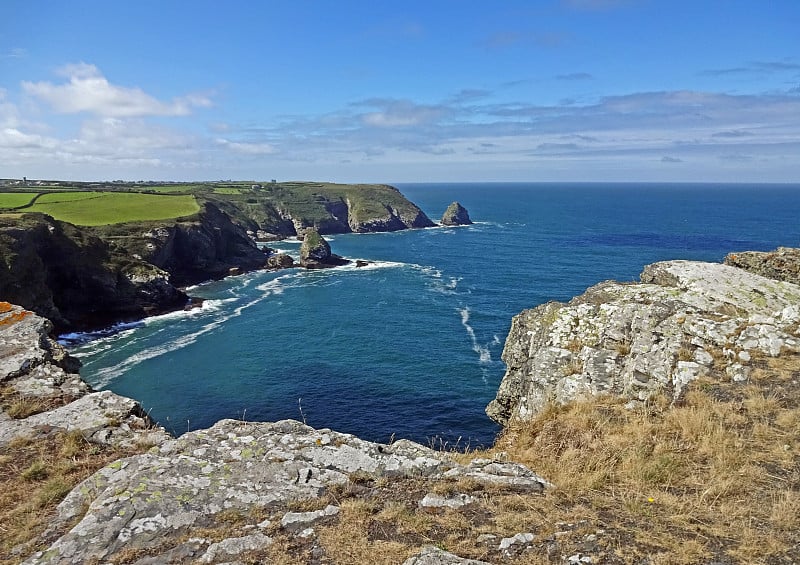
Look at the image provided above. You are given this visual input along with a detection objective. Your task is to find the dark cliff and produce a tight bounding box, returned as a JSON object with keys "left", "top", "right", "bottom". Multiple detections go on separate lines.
{"left": 97, "top": 202, "right": 268, "bottom": 286}
{"left": 0, "top": 214, "right": 187, "bottom": 333}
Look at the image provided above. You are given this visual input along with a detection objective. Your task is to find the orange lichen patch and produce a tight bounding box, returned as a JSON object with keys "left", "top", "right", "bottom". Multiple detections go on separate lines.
{"left": 0, "top": 310, "right": 31, "bottom": 327}
{"left": 0, "top": 302, "right": 13, "bottom": 313}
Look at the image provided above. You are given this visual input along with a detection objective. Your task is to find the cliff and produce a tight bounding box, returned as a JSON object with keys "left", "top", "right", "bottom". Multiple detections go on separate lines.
{"left": 94, "top": 202, "right": 268, "bottom": 286}
{"left": 0, "top": 214, "right": 187, "bottom": 333}
{"left": 487, "top": 256, "right": 800, "bottom": 425}
{"left": 205, "top": 182, "right": 435, "bottom": 237}
{"left": 0, "top": 303, "right": 550, "bottom": 565}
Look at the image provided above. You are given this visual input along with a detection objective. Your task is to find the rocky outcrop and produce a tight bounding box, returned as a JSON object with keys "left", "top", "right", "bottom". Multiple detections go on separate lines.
{"left": 440, "top": 201, "right": 473, "bottom": 226}
{"left": 1, "top": 303, "right": 550, "bottom": 564}
{"left": 266, "top": 252, "right": 294, "bottom": 269}
{"left": 347, "top": 200, "right": 435, "bottom": 233}
{"left": 725, "top": 246, "right": 800, "bottom": 285}
{"left": 487, "top": 260, "right": 800, "bottom": 425}
{"left": 0, "top": 303, "right": 169, "bottom": 449}
{"left": 113, "top": 202, "right": 269, "bottom": 286}
{"left": 299, "top": 229, "right": 348, "bottom": 269}
{"left": 0, "top": 214, "right": 187, "bottom": 333}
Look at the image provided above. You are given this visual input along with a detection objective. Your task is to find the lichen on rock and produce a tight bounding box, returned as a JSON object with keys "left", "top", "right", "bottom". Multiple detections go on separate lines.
{"left": 487, "top": 259, "right": 800, "bottom": 425}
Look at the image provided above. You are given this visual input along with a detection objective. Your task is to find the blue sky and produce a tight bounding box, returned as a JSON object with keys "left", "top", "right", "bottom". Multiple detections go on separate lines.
{"left": 1, "top": 0, "right": 798, "bottom": 183}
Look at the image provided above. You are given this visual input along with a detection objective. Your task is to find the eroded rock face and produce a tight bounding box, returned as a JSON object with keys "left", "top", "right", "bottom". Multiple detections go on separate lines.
{"left": 0, "top": 304, "right": 169, "bottom": 449}
{"left": 487, "top": 260, "right": 800, "bottom": 425}
{"left": 0, "top": 215, "right": 188, "bottom": 333}
{"left": 440, "top": 201, "right": 473, "bottom": 226}
{"left": 725, "top": 246, "right": 800, "bottom": 285}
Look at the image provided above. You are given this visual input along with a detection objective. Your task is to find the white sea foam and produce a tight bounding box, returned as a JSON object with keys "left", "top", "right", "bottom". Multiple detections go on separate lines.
{"left": 338, "top": 259, "right": 408, "bottom": 272}
{"left": 459, "top": 307, "right": 492, "bottom": 366}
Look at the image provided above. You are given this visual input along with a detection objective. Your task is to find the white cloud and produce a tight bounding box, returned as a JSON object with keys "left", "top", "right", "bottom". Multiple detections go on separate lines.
{"left": 22, "top": 63, "right": 212, "bottom": 118}
{"left": 216, "top": 138, "right": 276, "bottom": 155}
{"left": 1, "top": 47, "right": 26, "bottom": 59}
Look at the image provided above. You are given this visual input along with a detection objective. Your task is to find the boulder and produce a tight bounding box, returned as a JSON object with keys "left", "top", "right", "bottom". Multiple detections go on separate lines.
{"left": 487, "top": 260, "right": 800, "bottom": 425}
{"left": 266, "top": 253, "right": 294, "bottom": 269}
{"left": 440, "top": 201, "right": 473, "bottom": 226}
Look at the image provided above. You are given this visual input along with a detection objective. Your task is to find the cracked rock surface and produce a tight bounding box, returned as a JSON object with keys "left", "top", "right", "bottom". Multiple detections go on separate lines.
{"left": 488, "top": 260, "right": 800, "bottom": 424}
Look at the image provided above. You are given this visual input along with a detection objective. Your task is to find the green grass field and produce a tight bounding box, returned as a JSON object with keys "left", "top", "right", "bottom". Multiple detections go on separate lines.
{"left": 27, "top": 192, "right": 200, "bottom": 226}
{"left": 0, "top": 193, "right": 39, "bottom": 209}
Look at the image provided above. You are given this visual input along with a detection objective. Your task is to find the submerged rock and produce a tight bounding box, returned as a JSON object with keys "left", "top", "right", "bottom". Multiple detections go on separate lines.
{"left": 487, "top": 260, "right": 800, "bottom": 425}
{"left": 440, "top": 201, "right": 473, "bottom": 226}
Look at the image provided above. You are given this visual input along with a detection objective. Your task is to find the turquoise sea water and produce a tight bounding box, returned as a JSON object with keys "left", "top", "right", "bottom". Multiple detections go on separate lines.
{"left": 68, "top": 183, "right": 800, "bottom": 446}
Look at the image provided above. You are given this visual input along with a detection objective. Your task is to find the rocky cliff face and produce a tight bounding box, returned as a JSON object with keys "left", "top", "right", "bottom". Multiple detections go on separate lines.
{"left": 1, "top": 304, "right": 549, "bottom": 565}
{"left": 0, "top": 215, "right": 187, "bottom": 333}
{"left": 346, "top": 199, "right": 435, "bottom": 233}
{"left": 103, "top": 202, "right": 269, "bottom": 286}
{"left": 724, "top": 246, "right": 800, "bottom": 285}
{"left": 487, "top": 259, "right": 800, "bottom": 425}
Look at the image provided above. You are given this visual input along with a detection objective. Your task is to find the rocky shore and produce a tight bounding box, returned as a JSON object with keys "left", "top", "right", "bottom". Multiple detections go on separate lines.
{"left": 2, "top": 246, "right": 799, "bottom": 563}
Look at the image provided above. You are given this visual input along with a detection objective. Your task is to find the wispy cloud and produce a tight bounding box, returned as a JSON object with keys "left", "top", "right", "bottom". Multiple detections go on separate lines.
{"left": 1, "top": 47, "right": 27, "bottom": 59}
{"left": 700, "top": 59, "right": 800, "bottom": 77}
{"left": 480, "top": 31, "right": 568, "bottom": 50}
{"left": 22, "top": 63, "right": 213, "bottom": 118}
{"left": 661, "top": 156, "right": 682, "bottom": 163}
{"left": 555, "top": 72, "right": 593, "bottom": 81}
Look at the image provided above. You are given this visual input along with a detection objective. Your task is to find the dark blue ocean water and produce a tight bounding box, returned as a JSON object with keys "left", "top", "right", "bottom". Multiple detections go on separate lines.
{"left": 69, "top": 183, "right": 800, "bottom": 446}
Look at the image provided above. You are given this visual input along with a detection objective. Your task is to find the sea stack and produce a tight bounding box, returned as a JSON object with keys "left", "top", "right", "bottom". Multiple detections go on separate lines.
{"left": 299, "top": 229, "right": 348, "bottom": 269}
{"left": 440, "top": 201, "right": 472, "bottom": 226}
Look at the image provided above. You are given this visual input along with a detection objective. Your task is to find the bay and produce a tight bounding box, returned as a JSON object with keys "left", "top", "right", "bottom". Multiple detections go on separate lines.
{"left": 69, "top": 182, "right": 800, "bottom": 446}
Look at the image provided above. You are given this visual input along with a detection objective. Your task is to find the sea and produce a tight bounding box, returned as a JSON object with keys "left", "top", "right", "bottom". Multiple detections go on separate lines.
{"left": 65, "top": 183, "right": 800, "bottom": 447}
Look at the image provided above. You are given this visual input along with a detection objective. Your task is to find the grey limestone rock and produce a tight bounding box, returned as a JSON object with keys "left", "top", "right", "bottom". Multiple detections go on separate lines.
{"left": 487, "top": 260, "right": 800, "bottom": 424}
{"left": 0, "top": 305, "right": 170, "bottom": 450}
{"left": 23, "top": 418, "right": 548, "bottom": 564}
{"left": 403, "top": 545, "right": 491, "bottom": 565}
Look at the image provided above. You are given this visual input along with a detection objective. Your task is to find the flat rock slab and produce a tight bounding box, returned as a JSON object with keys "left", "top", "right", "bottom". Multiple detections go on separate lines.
{"left": 24, "top": 419, "right": 548, "bottom": 564}
{"left": 403, "top": 546, "right": 491, "bottom": 565}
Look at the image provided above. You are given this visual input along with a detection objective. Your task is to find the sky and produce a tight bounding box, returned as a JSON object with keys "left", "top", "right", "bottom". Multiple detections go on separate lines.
{"left": 1, "top": 0, "right": 799, "bottom": 183}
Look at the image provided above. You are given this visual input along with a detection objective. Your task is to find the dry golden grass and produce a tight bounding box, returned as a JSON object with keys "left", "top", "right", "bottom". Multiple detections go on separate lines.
{"left": 3, "top": 352, "right": 798, "bottom": 564}
{"left": 489, "top": 353, "right": 800, "bottom": 564}
{"left": 0, "top": 431, "right": 147, "bottom": 564}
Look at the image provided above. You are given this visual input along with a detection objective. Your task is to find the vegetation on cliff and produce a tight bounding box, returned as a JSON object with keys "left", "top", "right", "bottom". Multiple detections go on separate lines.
{"left": 0, "top": 180, "right": 434, "bottom": 236}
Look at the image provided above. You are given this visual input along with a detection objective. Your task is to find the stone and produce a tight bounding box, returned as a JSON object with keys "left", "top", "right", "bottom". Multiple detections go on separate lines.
{"left": 498, "top": 532, "right": 534, "bottom": 551}
{"left": 266, "top": 253, "right": 294, "bottom": 269}
{"left": 402, "top": 545, "right": 491, "bottom": 565}
{"left": 280, "top": 505, "right": 339, "bottom": 530}
{"left": 199, "top": 532, "right": 272, "bottom": 563}
{"left": 0, "top": 305, "right": 169, "bottom": 450}
{"left": 440, "top": 201, "right": 473, "bottom": 226}
{"left": 419, "top": 493, "right": 475, "bottom": 509}
{"left": 487, "top": 260, "right": 800, "bottom": 424}
{"left": 21, "top": 418, "right": 547, "bottom": 564}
